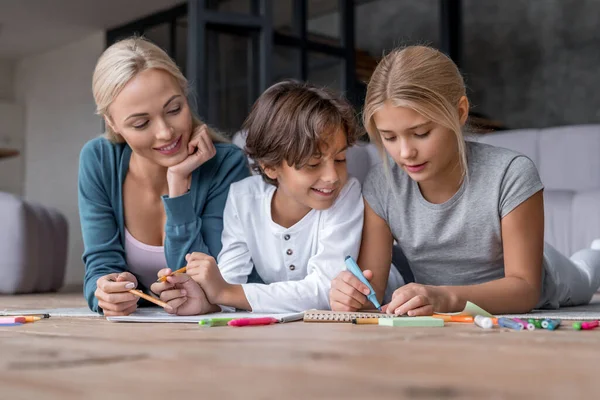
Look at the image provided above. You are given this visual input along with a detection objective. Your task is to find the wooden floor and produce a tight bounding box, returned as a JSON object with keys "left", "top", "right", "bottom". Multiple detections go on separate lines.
{"left": 1, "top": 291, "right": 600, "bottom": 399}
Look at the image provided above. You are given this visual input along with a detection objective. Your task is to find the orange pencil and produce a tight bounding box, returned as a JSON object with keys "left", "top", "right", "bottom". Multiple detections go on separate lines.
{"left": 106, "top": 277, "right": 169, "bottom": 309}
{"left": 14, "top": 316, "right": 42, "bottom": 323}
{"left": 128, "top": 289, "right": 169, "bottom": 309}
{"left": 351, "top": 318, "right": 380, "bottom": 325}
{"left": 156, "top": 267, "right": 187, "bottom": 283}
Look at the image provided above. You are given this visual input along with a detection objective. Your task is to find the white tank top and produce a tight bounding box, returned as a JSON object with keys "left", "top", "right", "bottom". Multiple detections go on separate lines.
{"left": 124, "top": 228, "right": 168, "bottom": 290}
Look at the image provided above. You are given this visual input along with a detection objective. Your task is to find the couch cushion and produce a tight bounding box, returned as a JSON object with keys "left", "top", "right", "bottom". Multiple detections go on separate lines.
{"left": 0, "top": 192, "right": 67, "bottom": 294}
{"left": 571, "top": 190, "right": 600, "bottom": 253}
{"left": 543, "top": 190, "right": 574, "bottom": 256}
{"left": 472, "top": 130, "right": 540, "bottom": 166}
{"left": 538, "top": 125, "right": 600, "bottom": 191}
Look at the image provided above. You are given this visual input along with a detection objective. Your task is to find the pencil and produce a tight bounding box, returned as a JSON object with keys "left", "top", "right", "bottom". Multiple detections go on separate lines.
{"left": 156, "top": 267, "right": 187, "bottom": 283}
{"left": 128, "top": 289, "right": 169, "bottom": 309}
{"left": 352, "top": 318, "right": 380, "bottom": 325}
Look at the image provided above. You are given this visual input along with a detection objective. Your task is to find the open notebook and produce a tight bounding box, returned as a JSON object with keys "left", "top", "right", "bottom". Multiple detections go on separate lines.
{"left": 106, "top": 308, "right": 305, "bottom": 323}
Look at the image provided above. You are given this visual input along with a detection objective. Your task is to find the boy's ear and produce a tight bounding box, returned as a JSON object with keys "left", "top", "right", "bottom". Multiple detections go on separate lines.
{"left": 458, "top": 96, "right": 469, "bottom": 126}
{"left": 260, "top": 162, "right": 279, "bottom": 181}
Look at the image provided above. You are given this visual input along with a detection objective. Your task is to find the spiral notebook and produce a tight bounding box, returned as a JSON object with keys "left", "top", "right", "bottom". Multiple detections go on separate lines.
{"left": 303, "top": 310, "right": 394, "bottom": 322}
{"left": 303, "top": 301, "right": 493, "bottom": 323}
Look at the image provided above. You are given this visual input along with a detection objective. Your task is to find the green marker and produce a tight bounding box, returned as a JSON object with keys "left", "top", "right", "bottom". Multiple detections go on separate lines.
{"left": 198, "top": 318, "right": 236, "bottom": 327}
{"left": 573, "top": 322, "right": 582, "bottom": 330}
{"left": 528, "top": 318, "right": 542, "bottom": 329}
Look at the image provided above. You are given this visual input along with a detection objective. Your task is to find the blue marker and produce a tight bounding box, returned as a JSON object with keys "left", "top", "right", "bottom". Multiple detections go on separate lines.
{"left": 344, "top": 256, "right": 381, "bottom": 311}
{"left": 498, "top": 317, "right": 523, "bottom": 331}
{"left": 542, "top": 319, "right": 561, "bottom": 330}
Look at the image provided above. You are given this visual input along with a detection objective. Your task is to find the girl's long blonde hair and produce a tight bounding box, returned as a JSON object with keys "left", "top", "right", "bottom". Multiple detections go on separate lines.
{"left": 363, "top": 45, "right": 468, "bottom": 176}
{"left": 92, "top": 36, "right": 227, "bottom": 143}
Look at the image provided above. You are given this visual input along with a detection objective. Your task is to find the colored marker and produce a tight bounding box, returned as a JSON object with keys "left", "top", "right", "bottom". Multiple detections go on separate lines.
{"left": 344, "top": 256, "right": 381, "bottom": 311}
{"left": 528, "top": 318, "right": 542, "bottom": 329}
{"left": 573, "top": 322, "right": 582, "bottom": 330}
{"left": 0, "top": 323, "right": 23, "bottom": 327}
{"left": 541, "top": 319, "right": 561, "bottom": 330}
{"left": 228, "top": 317, "right": 278, "bottom": 327}
{"left": 198, "top": 318, "right": 236, "bottom": 327}
{"left": 0, "top": 317, "right": 26, "bottom": 324}
{"left": 512, "top": 318, "right": 528, "bottom": 329}
{"left": 526, "top": 322, "right": 536, "bottom": 331}
{"left": 581, "top": 321, "right": 599, "bottom": 330}
{"left": 498, "top": 317, "right": 523, "bottom": 330}
{"left": 474, "top": 315, "right": 493, "bottom": 329}
{"left": 545, "top": 319, "right": 561, "bottom": 331}
{"left": 433, "top": 315, "right": 474, "bottom": 323}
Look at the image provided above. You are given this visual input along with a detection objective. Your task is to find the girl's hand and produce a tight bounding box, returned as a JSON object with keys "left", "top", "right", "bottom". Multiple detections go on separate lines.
{"left": 166, "top": 125, "right": 217, "bottom": 197}
{"left": 329, "top": 270, "right": 374, "bottom": 311}
{"left": 383, "top": 283, "right": 453, "bottom": 316}
{"left": 150, "top": 269, "right": 213, "bottom": 315}
{"left": 95, "top": 272, "right": 139, "bottom": 316}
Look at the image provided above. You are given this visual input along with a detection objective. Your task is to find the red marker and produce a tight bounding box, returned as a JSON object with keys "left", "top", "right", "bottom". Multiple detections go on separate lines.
{"left": 228, "top": 317, "right": 278, "bottom": 327}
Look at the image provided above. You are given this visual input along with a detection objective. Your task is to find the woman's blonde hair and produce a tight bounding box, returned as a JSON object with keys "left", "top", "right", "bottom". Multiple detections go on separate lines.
{"left": 92, "top": 36, "right": 227, "bottom": 143}
{"left": 363, "top": 45, "right": 468, "bottom": 176}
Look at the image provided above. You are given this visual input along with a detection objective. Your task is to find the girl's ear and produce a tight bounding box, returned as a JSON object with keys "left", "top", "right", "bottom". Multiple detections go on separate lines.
{"left": 457, "top": 96, "right": 469, "bottom": 126}
{"left": 260, "top": 162, "right": 279, "bottom": 181}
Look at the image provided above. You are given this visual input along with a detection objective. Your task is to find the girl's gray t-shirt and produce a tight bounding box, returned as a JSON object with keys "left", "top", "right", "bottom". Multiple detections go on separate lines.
{"left": 363, "top": 141, "right": 548, "bottom": 291}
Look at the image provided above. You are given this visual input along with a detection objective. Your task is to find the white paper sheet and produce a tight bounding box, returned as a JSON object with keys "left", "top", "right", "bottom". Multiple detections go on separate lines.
{"left": 106, "top": 308, "right": 305, "bottom": 323}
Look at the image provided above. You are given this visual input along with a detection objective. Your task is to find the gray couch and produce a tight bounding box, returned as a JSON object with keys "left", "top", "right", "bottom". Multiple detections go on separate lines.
{"left": 0, "top": 192, "right": 68, "bottom": 294}
{"left": 475, "top": 125, "right": 600, "bottom": 256}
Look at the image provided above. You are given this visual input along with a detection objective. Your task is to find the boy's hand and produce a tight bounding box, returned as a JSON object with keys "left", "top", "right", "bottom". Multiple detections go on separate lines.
{"left": 185, "top": 252, "right": 231, "bottom": 305}
{"left": 150, "top": 269, "right": 214, "bottom": 315}
{"left": 329, "top": 270, "right": 374, "bottom": 311}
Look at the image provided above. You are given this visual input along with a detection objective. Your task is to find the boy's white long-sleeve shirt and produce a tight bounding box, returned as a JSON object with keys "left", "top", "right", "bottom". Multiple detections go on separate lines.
{"left": 217, "top": 175, "right": 364, "bottom": 313}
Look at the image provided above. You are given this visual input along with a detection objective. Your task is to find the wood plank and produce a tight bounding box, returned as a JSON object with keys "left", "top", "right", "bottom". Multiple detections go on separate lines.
{"left": 1, "top": 292, "right": 599, "bottom": 398}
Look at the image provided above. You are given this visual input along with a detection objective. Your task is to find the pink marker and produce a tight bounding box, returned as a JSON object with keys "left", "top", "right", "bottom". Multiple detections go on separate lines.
{"left": 581, "top": 321, "right": 599, "bottom": 330}
{"left": 228, "top": 317, "right": 278, "bottom": 327}
{"left": 0, "top": 317, "right": 26, "bottom": 324}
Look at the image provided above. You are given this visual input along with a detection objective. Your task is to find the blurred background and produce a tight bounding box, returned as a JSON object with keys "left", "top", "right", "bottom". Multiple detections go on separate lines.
{"left": 1, "top": 0, "right": 599, "bottom": 290}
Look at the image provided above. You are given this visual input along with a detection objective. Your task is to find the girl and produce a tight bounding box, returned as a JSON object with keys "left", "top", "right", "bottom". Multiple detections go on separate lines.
{"left": 79, "top": 37, "right": 249, "bottom": 316}
{"left": 178, "top": 81, "right": 364, "bottom": 313}
{"left": 329, "top": 46, "right": 600, "bottom": 315}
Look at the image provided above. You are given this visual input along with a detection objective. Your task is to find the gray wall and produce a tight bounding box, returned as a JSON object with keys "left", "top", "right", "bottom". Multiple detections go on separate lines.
{"left": 15, "top": 32, "right": 104, "bottom": 286}
{"left": 355, "top": 0, "right": 600, "bottom": 129}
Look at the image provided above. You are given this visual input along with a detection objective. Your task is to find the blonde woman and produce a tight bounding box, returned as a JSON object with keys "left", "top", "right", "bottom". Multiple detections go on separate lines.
{"left": 329, "top": 46, "right": 600, "bottom": 315}
{"left": 79, "top": 37, "right": 249, "bottom": 316}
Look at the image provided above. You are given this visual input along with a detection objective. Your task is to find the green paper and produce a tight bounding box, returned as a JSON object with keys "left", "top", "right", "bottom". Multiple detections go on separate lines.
{"left": 378, "top": 317, "right": 444, "bottom": 327}
{"left": 434, "top": 301, "right": 494, "bottom": 318}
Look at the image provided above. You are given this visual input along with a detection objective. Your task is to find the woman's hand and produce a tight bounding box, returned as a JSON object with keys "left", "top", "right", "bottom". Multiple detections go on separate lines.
{"left": 166, "top": 124, "right": 217, "bottom": 197}
{"left": 95, "top": 272, "right": 139, "bottom": 316}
